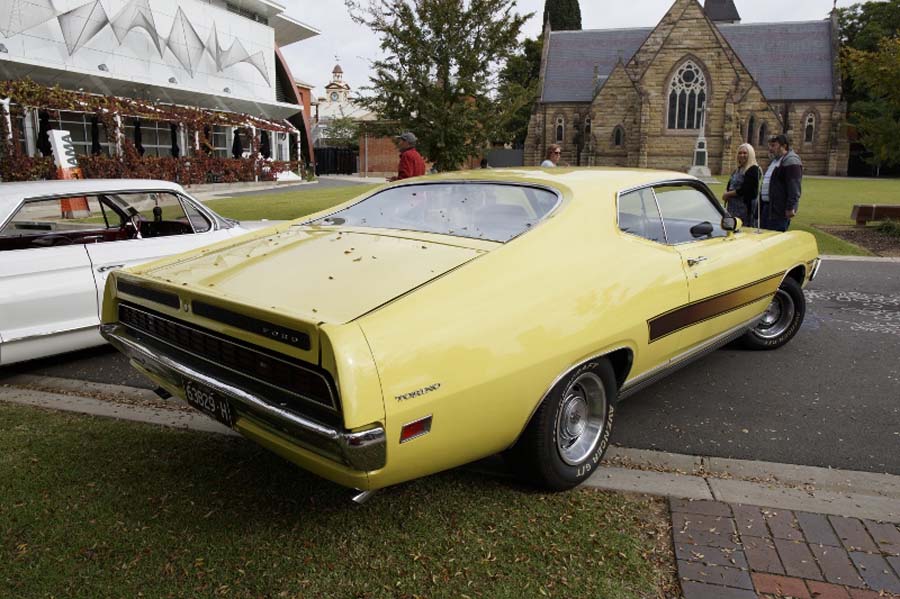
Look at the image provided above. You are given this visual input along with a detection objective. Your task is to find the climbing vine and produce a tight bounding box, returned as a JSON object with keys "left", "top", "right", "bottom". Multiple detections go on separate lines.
{"left": 1, "top": 78, "right": 301, "bottom": 182}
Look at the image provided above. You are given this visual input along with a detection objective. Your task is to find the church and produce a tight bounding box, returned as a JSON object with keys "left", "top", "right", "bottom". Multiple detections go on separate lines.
{"left": 524, "top": 0, "right": 849, "bottom": 176}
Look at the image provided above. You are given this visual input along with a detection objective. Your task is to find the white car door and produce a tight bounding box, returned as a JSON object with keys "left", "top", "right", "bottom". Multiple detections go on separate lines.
{"left": 0, "top": 197, "right": 100, "bottom": 365}
{"left": 85, "top": 191, "right": 235, "bottom": 313}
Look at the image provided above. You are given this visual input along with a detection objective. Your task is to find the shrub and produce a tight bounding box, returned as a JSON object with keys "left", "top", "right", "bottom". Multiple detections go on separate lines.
{"left": 876, "top": 218, "right": 900, "bottom": 238}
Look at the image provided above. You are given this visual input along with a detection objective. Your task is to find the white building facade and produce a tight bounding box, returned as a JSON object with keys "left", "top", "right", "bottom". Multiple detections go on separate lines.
{"left": 0, "top": 0, "right": 318, "bottom": 177}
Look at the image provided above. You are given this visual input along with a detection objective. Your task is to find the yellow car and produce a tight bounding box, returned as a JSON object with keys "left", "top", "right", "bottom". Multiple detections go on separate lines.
{"left": 100, "top": 168, "right": 819, "bottom": 497}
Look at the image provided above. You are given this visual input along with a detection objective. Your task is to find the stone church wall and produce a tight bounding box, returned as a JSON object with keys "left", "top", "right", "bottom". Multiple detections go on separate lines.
{"left": 525, "top": 0, "right": 848, "bottom": 176}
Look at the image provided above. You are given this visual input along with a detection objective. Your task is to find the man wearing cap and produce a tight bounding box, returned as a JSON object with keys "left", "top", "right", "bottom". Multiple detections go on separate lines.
{"left": 761, "top": 134, "right": 803, "bottom": 232}
{"left": 389, "top": 131, "right": 426, "bottom": 181}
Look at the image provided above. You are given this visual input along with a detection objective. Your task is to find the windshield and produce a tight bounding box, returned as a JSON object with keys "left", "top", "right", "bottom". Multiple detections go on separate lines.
{"left": 309, "top": 183, "right": 559, "bottom": 242}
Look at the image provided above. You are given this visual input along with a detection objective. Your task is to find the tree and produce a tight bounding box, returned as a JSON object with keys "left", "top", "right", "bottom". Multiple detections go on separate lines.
{"left": 837, "top": 0, "right": 900, "bottom": 53}
{"left": 345, "top": 0, "right": 529, "bottom": 171}
{"left": 844, "top": 37, "right": 900, "bottom": 174}
{"left": 323, "top": 114, "right": 360, "bottom": 149}
{"left": 497, "top": 36, "right": 543, "bottom": 145}
{"left": 837, "top": 0, "right": 900, "bottom": 106}
{"left": 543, "top": 0, "right": 581, "bottom": 31}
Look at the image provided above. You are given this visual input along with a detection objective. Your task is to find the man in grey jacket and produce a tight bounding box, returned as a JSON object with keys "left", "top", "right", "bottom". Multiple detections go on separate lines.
{"left": 761, "top": 134, "right": 803, "bottom": 232}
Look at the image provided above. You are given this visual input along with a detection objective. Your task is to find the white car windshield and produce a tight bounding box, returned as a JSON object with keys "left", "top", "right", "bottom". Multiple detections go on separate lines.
{"left": 310, "top": 183, "right": 559, "bottom": 242}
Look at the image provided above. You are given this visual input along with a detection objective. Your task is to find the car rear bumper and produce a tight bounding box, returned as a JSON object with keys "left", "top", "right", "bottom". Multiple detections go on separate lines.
{"left": 100, "top": 323, "right": 386, "bottom": 473}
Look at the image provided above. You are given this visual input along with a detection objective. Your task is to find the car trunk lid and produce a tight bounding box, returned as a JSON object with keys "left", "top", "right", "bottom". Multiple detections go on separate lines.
{"left": 137, "top": 226, "right": 490, "bottom": 324}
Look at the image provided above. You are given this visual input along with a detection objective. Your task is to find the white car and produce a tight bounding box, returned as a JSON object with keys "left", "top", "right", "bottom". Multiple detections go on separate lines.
{"left": 0, "top": 179, "right": 269, "bottom": 365}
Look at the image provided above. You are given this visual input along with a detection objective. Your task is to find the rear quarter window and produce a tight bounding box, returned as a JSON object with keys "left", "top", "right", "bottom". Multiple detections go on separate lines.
{"left": 311, "top": 183, "right": 559, "bottom": 242}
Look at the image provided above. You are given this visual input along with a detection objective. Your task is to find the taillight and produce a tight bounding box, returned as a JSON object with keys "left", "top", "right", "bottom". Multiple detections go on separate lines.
{"left": 400, "top": 415, "right": 432, "bottom": 443}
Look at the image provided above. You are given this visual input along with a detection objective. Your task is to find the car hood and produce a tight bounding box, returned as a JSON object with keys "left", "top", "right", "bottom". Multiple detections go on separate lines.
{"left": 138, "top": 226, "right": 489, "bottom": 323}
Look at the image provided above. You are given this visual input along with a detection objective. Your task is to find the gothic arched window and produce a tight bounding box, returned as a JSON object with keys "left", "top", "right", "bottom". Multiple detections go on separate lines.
{"left": 747, "top": 116, "right": 756, "bottom": 144}
{"left": 804, "top": 113, "right": 816, "bottom": 143}
{"left": 758, "top": 122, "right": 768, "bottom": 147}
{"left": 613, "top": 125, "right": 624, "bottom": 147}
{"left": 667, "top": 61, "right": 707, "bottom": 130}
{"left": 584, "top": 117, "right": 592, "bottom": 137}
{"left": 555, "top": 116, "right": 565, "bottom": 143}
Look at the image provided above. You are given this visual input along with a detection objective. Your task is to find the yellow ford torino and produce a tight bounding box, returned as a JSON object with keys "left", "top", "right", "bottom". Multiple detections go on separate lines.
{"left": 100, "top": 169, "right": 819, "bottom": 496}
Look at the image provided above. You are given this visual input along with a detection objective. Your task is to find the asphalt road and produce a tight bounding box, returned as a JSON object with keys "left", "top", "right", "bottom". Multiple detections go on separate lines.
{"left": 3, "top": 258, "right": 898, "bottom": 474}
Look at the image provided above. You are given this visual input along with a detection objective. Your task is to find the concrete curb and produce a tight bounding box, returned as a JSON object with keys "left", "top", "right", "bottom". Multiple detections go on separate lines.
{"left": 2, "top": 383, "right": 898, "bottom": 522}
{"left": 589, "top": 447, "right": 900, "bottom": 523}
{"left": 820, "top": 254, "right": 900, "bottom": 263}
{"left": 0, "top": 386, "right": 237, "bottom": 436}
{"left": 3, "top": 373, "right": 161, "bottom": 401}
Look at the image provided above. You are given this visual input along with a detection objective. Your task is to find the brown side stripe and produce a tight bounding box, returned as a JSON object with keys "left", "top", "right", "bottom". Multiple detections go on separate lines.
{"left": 648, "top": 273, "right": 783, "bottom": 343}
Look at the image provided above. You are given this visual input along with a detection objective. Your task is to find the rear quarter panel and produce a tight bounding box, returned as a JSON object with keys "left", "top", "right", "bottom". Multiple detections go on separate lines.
{"left": 356, "top": 189, "right": 689, "bottom": 488}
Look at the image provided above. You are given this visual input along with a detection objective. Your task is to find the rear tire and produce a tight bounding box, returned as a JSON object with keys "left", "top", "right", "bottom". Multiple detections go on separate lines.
{"left": 741, "top": 276, "right": 806, "bottom": 350}
{"left": 508, "top": 359, "right": 617, "bottom": 491}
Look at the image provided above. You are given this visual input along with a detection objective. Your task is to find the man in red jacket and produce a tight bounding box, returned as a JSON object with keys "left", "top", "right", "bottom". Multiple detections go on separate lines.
{"left": 389, "top": 131, "right": 426, "bottom": 181}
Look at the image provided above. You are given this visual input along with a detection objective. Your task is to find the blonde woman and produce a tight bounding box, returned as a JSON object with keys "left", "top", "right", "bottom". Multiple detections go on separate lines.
{"left": 541, "top": 144, "right": 562, "bottom": 167}
{"left": 722, "top": 143, "right": 761, "bottom": 225}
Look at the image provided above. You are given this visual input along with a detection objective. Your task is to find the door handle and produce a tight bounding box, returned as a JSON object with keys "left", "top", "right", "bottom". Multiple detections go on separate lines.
{"left": 687, "top": 256, "right": 708, "bottom": 267}
{"left": 97, "top": 264, "right": 125, "bottom": 273}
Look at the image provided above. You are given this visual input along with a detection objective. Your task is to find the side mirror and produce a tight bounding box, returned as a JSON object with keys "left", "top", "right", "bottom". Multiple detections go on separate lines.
{"left": 690, "top": 221, "right": 714, "bottom": 238}
{"left": 722, "top": 216, "right": 742, "bottom": 232}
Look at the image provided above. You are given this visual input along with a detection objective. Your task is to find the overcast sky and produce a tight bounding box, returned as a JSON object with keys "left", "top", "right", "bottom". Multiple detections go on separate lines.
{"left": 281, "top": 0, "right": 862, "bottom": 99}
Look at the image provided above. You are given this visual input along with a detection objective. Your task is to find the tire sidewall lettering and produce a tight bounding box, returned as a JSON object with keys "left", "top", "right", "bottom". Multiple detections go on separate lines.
{"left": 550, "top": 362, "right": 614, "bottom": 484}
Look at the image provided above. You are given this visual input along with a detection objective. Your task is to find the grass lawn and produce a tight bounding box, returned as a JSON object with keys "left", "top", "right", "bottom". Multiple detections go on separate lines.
{"left": 0, "top": 404, "right": 675, "bottom": 599}
{"left": 205, "top": 184, "right": 381, "bottom": 222}
{"left": 212, "top": 177, "right": 900, "bottom": 256}
{"left": 713, "top": 176, "right": 900, "bottom": 255}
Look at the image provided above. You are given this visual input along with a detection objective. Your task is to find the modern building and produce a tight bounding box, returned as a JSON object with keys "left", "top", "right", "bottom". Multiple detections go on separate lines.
{"left": 0, "top": 0, "right": 319, "bottom": 179}
{"left": 525, "top": 0, "right": 849, "bottom": 176}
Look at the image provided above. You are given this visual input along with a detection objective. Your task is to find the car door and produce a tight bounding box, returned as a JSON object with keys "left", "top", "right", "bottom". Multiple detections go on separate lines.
{"left": 0, "top": 196, "right": 100, "bottom": 365}
{"left": 85, "top": 191, "right": 232, "bottom": 313}
{"left": 615, "top": 187, "right": 693, "bottom": 376}
{"left": 653, "top": 182, "right": 772, "bottom": 346}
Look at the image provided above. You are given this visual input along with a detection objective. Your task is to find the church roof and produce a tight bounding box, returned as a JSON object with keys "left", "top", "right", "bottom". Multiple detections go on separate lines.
{"left": 541, "top": 20, "right": 834, "bottom": 103}
{"left": 718, "top": 21, "right": 835, "bottom": 101}
{"left": 541, "top": 28, "right": 649, "bottom": 103}
{"left": 704, "top": 0, "right": 741, "bottom": 23}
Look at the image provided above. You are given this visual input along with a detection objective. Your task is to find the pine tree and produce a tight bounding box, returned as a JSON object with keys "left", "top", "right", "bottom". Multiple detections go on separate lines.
{"left": 543, "top": 0, "right": 582, "bottom": 31}
{"left": 346, "top": 0, "right": 529, "bottom": 171}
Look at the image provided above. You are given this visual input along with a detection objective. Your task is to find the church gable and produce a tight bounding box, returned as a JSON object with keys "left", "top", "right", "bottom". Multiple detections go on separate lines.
{"left": 590, "top": 61, "right": 641, "bottom": 163}
{"left": 632, "top": 0, "right": 757, "bottom": 101}
{"left": 625, "top": 0, "right": 695, "bottom": 82}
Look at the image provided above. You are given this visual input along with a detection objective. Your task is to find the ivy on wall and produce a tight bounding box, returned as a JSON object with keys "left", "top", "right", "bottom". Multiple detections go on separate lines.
{"left": 0, "top": 78, "right": 301, "bottom": 183}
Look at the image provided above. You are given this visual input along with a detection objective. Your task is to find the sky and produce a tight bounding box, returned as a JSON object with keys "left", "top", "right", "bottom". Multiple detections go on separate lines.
{"left": 280, "top": 0, "right": 863, "bottom": 100}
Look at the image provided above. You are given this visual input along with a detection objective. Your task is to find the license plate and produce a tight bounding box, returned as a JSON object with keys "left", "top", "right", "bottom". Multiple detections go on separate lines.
{"left": 185, "top": 380, "right": 234, "bottom": 428}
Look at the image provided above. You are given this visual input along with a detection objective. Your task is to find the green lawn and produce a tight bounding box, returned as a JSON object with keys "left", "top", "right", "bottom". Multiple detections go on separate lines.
{"left": 711, "top": 176, "right": 900, "bottom": 255}
{"left": 206, "top": 184, "right": 381, "bottom": 221}
{"left": 212, "top": 177, "right": 900, "bottom": 256}
{"left": 0, "top": 404, "right": 674, "bottom": 599}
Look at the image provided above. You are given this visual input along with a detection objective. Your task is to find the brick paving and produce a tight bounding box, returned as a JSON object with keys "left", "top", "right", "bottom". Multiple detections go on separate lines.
{"left": 672, "top": 499, "right": 900, "bottom": 598}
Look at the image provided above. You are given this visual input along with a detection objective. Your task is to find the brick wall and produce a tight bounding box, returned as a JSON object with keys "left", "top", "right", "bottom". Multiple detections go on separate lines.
{"left": 358, "top": 135, "right": 398, "bottom": 177}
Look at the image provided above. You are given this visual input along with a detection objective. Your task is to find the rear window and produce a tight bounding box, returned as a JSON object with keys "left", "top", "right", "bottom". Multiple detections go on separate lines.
{"left": 309, "top": 183, "right": 559, "bottom": 242}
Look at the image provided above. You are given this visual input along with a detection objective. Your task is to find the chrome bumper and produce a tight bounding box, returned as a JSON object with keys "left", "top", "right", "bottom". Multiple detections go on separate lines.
{"left": 809, "top": 257, "right": 823, "bottom": 282}
{"left": 100, "top": 323, "right": 386, "bottom": 471}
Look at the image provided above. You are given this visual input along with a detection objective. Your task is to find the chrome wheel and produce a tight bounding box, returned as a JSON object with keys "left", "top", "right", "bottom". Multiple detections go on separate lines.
{"left": 556, "top": 372, "right": 607, "bottom": 466}
{"left": 754, "top": 289, "right": 795, "bottom": 340}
